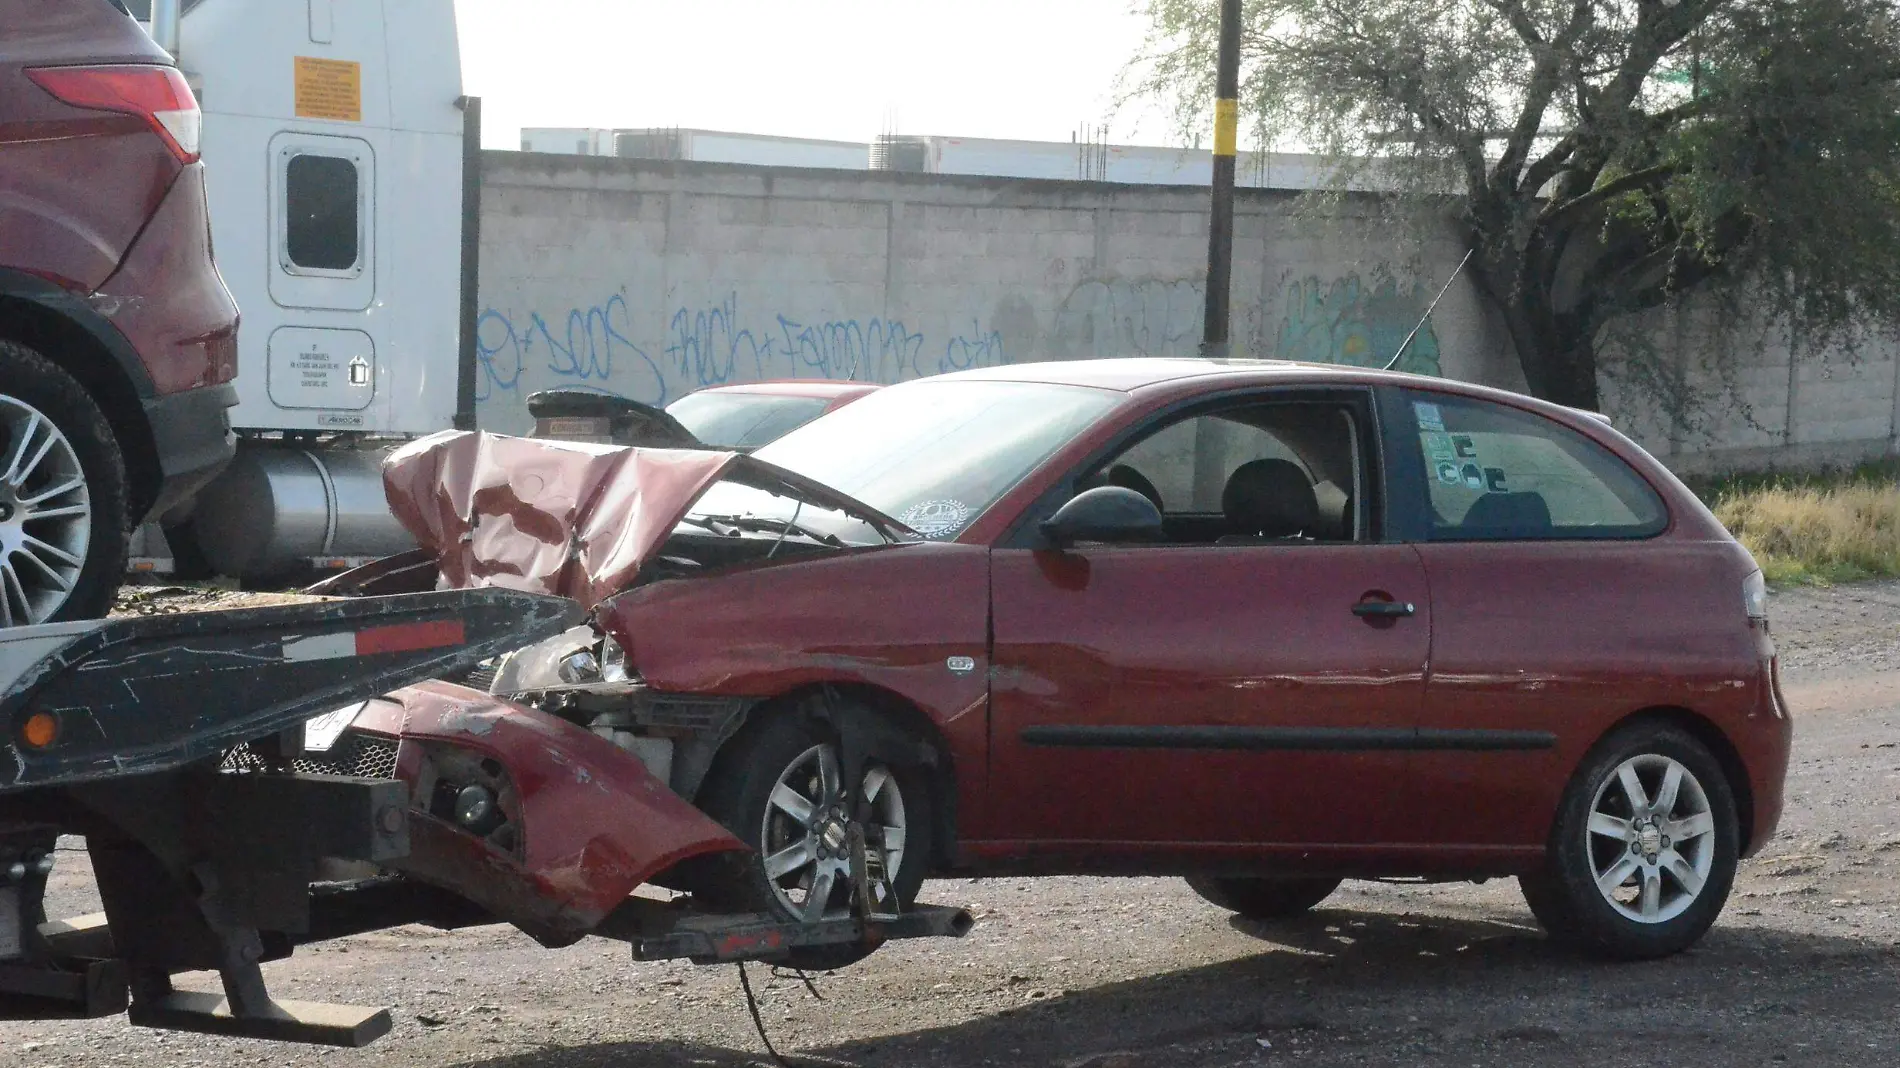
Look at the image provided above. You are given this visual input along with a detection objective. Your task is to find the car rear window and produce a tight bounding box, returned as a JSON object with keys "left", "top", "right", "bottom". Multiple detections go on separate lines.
{"left": 665, "top": 392, "right": 831, "bottom": 450}
{"left": 1403, "top": 391, "right": 1667, "bottom": 540}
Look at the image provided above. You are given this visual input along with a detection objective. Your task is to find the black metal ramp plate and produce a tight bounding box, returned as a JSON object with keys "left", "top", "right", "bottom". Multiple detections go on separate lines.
{"left": 129, "top": 992, "right": 392, "bottom": 1048}
{"left": 0, "top": 589, "right": 579, "bottom": 792}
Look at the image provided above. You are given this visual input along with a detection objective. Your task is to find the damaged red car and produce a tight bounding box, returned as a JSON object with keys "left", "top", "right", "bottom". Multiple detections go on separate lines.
{"left": 305, "top": 358, "right": 1791, "bottom": 964}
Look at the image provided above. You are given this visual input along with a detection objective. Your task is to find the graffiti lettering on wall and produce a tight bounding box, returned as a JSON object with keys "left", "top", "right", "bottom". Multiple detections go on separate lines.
{"left": 476, "top": 291, "right": 1008, "bottom": 409}
{"left": 1275, "top": 274, "right": 1443, "bottom": 376}
{"left": 1053, "top": 279, "right": 1204, "bottom": 360}
{"left": 474, "top": 294, "right": 664, "bottom": 404}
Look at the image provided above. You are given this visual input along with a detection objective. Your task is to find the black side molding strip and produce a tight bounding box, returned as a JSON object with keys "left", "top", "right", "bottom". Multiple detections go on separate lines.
{"left": 1019, "top": 725, "right": 1556, "bottom": 752}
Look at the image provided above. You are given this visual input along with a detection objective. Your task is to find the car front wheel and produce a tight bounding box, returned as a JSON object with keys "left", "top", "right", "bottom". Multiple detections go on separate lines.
{"left": 1520, "top": 724, "right": 1739, "bottom": 960}
{"left": 693, "top": 704, "right": 933, "bottom": 969}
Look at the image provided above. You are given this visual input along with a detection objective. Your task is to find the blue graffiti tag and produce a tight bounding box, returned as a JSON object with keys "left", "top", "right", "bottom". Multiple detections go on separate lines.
{"left": 476, "top": 291, "right": 1012, "bottom": 414}
{"left": 476, "top": 294, "right": 666, "bottom": 403}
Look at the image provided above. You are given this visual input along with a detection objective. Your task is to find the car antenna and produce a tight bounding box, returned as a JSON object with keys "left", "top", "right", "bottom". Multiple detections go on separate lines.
{"left": 1382, "top": 248, "right": 1473, "bottom": 372}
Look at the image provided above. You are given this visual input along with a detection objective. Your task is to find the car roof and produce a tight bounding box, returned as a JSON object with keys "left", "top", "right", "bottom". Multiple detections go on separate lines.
{"left": 924, "top": 358, "right": 1616, "bottom": 426}
{"left": 931, "top": 357, "right": 1394, "bottom": 391}
{"left": 687, "top": 380, "right": 882, "bottom": 400}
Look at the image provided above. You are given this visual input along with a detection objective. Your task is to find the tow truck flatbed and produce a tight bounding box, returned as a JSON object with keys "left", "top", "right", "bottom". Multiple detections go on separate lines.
{"left": 0, "top": 592, "right": 976, "bottom": 1047}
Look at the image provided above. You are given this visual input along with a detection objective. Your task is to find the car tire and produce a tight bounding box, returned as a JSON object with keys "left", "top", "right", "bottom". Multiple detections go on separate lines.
{"left": 1185, "top": 875, "right": 1342, "bottom": 919}
{"left": 693, "top": 703, "right": 933, "bottom": 970}
{"left": 0, "top": 340, "right": 128, "bottom": 627}
{"left": 1520, "top": 723, "right": 1739, "bottom": 960}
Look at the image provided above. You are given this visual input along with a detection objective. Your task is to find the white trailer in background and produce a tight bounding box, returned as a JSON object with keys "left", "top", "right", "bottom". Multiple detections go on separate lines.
{"left": 130, "top": 0, "right": 470, "bottom": 581}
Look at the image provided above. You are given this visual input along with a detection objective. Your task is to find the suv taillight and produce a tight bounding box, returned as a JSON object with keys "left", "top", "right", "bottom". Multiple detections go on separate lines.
{"left": 26, "top": 64, "right": 201, "bottom": 163}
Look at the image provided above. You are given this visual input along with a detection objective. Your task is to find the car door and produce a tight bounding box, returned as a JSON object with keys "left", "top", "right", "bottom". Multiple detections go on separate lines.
{"left": 981, "top": 389, "right": 1432, "bottom": 858}
{"left": 1383, "top": 387, "right": 1682, "bottom": 850}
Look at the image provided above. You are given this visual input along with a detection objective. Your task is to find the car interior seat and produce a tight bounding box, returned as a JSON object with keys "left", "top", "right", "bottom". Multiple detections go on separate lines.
{"left": 1459, "top": 490, "right": 1552, "bottom": 536}
{"left": 1215, "top": 459, "right": 1318, "bottom": 544}
{"left": 1105, "top": 463, "right": 1164, "bottom": 513}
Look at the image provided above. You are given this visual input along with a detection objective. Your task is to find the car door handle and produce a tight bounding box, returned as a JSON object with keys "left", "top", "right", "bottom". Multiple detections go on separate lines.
{"left": 1352, "top": 599, "right": 1416, "bottom": 618}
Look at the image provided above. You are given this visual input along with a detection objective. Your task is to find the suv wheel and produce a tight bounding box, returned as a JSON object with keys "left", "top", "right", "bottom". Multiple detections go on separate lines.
{"left": 1520, "top": 723, "right": 1739, "bottom": 960}
{"left": 0, "top": 340, "right": 128, "bottom": 626}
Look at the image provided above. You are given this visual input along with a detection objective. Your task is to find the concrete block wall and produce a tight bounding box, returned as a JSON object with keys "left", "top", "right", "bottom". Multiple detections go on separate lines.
{"left": 475, "top": 152, "right": 1900, "bottom": 474}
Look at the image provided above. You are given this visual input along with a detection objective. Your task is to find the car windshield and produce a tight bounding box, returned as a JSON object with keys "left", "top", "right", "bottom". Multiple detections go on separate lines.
{"left": 666, "top": 391, "right": 832, "bottom": 450}
{"left": 688, "top": 380, "right": 1123, "bottom": 540}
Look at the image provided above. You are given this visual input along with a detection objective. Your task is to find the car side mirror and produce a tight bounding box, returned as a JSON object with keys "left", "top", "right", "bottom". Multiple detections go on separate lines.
{"left": 1039, "top": 486, "right": 1164, "bottom": 548}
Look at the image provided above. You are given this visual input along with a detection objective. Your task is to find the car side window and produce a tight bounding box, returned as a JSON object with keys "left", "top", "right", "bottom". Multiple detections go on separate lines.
{"left": 1079, "top": 402, "right": 1366, "bottom": 545}
{"left": 1403, "top": 391, "right": 1667, "bottom": 540}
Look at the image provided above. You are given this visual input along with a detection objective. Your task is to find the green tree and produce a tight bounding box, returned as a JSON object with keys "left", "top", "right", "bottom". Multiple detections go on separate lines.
{"left": 1128, "top": 0, "right": 1900, "bottom": 409}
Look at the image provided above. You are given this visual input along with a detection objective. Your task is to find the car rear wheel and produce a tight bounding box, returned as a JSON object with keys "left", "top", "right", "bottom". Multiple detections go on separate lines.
{"left": 1520, "top": 724, "right": 1738, "bottom": 960}
{"left": 0, "top": 341, "right": 127, "bottom": 627}
{"left": 694, "top": 705, "right": 933, "bottom": 970}
{"left": 1186, "top": 875, "right": 1342, "bottom": 919}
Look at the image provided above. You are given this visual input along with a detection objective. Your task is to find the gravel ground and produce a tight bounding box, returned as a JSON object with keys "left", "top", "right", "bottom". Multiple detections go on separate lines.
{"left": 7, "top": 581, "right": 1900, "bottom": 1067}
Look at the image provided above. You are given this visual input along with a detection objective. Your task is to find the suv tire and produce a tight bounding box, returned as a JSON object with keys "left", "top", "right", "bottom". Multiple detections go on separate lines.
{"left": 0, "top": 339, "right": 128, "bottom": 626}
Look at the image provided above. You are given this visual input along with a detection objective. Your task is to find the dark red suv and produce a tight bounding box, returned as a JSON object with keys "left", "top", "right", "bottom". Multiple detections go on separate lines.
{"left": 0, "top": 0, "right": 238, "bottom": 626}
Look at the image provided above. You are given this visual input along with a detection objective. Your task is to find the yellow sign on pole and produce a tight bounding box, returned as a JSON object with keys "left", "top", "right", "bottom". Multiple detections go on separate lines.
{"left": 294, "top": 56, "right": 361, "bottom": 122}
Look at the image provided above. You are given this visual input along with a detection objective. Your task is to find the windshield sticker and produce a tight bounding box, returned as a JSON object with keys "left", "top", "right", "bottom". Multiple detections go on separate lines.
{"left": 1413, "top": 401, "right": 1445, "bottom": 431}
{"left": 1435, "top": 461, "right": 1462, "bottom": 486}
{"left": 1460, "top": 462, "right": 1485, "bottom": 490}
{"left": 1452, "top": 434, "right": 1479, "bottom": 459}
{"left": 1422, "top": 432, "right": 1456, "bottom": 462}
{"left": 1484, "top": 467, "right": 1510, "bottom": 493}
{"left": 900, "top": 499, "right": 972, "bottom": 538}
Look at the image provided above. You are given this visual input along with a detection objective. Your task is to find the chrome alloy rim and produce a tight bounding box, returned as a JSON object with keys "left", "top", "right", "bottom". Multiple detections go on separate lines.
{"left": 758, "top": 743, "right": 908, "bottom": 922}
{"left": 0, "top": 396, "right": 89, "bottom": 626}
{"left": 1587, "top": 754, "right": 1716, "bottom": 924}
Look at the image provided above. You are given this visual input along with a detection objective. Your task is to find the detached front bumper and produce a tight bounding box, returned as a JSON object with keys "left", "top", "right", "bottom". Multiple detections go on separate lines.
{"left": 301, "top": 681, "right": 746, "bottom": 943}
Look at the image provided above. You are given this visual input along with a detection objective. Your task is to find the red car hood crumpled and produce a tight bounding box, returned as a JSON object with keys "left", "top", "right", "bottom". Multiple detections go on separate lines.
{"left": 383, "top": 430, "right": 740, "bottom": 607}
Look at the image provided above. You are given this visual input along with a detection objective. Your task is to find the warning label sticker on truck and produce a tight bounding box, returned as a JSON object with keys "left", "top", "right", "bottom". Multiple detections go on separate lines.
{"left": 294, "top": 56, "right": 362, "bottom": 122}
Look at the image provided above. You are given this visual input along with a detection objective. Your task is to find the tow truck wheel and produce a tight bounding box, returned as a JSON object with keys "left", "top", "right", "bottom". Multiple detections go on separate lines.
{"left": 0, "top": 341, "right": 127, "bottom": 627}
{"left": 695, "top": 706, "right": 933, "bottom": 970}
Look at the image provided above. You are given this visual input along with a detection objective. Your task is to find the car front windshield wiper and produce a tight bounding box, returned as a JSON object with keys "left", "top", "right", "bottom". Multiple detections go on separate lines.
{"left": 683, "top": 513, "right": 848, "bottom": 548}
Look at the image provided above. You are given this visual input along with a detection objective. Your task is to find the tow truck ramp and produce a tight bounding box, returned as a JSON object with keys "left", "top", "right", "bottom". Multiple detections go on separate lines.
{"left": 0, "top": 591, "right": 973, "bottom": 1046}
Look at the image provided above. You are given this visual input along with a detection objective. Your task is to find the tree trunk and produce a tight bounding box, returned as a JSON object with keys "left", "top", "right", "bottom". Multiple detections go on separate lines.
{"left": 1500, "top": 305, "right": 1602, "bottom": 411}
{"left": 1473, "top": 232, "right": 1602, "bottom": 411}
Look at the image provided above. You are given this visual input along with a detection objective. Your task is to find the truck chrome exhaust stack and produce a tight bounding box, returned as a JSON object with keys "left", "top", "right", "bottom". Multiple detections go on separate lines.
{"left": 146, "top": 0, "right": 181, "bottom": 57}
{"left": 149, "top": 0, "right": 181, "bottom": 58}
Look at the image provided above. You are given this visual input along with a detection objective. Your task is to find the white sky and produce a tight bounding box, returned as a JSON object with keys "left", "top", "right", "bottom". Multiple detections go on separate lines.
{"left": 452, "top": 0, "right": 1179, "bottom": 150}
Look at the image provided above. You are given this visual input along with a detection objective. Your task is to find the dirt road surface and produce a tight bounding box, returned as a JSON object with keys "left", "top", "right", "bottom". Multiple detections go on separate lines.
{"left": 9, "top": 582, "right": 1900, "bottom": 1067}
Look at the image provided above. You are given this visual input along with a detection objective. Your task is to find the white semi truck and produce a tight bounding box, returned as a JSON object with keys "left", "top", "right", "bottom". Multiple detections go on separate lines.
{"left": 130, "top": 0, "right": 471, "bottom": 581}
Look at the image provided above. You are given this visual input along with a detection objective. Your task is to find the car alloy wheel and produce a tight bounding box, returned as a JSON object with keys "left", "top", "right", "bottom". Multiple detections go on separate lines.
{"left": 1585, "top": 753, "right": 1716, "bottom": 924}
{"left": 0, "top": 394, "right": 91, "bottom": 627}
{"left": 1520, "top": 723, "right": 1738, "bottom": 960}
{"left": 758, "top": 742, "right": 909, "bottom": 922}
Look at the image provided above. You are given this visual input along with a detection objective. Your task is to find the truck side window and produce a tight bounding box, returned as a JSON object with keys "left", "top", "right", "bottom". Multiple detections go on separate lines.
{"left": 285, "top": 154, "right": 359, "bottom": 271}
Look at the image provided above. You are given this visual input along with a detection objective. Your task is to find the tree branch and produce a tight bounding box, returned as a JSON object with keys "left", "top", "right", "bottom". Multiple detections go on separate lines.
{"left": 1540, "top": 163, "right": 1680, "bottom": 228}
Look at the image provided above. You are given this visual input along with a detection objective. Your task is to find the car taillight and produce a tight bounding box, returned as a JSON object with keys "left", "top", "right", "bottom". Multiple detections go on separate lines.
{"left": 1743, "top": 569, "right": 1768, "bottom": 625}
{"left": 25, "top": 64, "right": 201, "bottom": 163}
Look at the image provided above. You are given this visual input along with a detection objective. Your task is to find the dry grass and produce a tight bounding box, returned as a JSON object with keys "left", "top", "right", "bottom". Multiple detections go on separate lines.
{"left": 1702, "top": 462, "right": 1900, "bottom": 585}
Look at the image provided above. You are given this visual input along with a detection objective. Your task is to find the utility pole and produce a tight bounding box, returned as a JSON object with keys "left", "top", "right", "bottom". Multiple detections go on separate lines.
{"left": 1199, "top": 0, "right": 1242, "bottom": 358}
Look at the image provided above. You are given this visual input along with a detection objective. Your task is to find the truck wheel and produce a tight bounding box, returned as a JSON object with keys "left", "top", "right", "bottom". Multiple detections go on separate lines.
{"left": 1186, "top": 876, "right": 1342, "bottom": 919}
{"left": 0, "top": 341, "right": 127, "bottom": 626}
{"left": 1519, "top": 724, "right": 1739, "bottom": 960}
{"left": 694, "top": 705, "right": 933, "bottom": 970}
